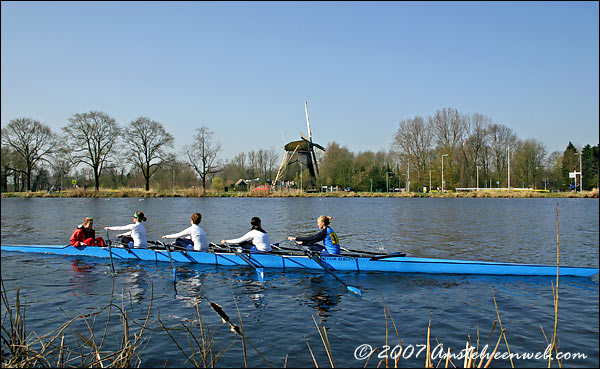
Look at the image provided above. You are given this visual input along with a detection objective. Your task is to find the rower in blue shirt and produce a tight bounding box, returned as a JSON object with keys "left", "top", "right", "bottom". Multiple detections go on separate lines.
{"left": 288, "top": 215, "right": 340, "bottom": 255}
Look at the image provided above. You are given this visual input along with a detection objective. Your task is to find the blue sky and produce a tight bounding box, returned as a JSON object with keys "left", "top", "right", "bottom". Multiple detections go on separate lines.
{"left": 2, "top": 1, "right": 598, "bottom": 160}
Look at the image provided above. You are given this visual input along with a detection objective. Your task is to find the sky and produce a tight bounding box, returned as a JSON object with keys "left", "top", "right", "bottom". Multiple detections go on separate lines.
{"left": 1, "top": 1, "right": 598, "bottom": 161}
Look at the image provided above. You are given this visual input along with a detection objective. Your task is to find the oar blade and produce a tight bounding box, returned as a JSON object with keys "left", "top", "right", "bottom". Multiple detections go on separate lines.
{"left": 347, "top": 285, "right": 362, "bottom": 297}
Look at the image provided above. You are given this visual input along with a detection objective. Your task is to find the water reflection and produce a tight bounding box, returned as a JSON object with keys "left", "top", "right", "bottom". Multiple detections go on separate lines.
{"left": 118, "top": 266, "right": 149, "bottom": 303}
{"left": 307, "top": 276, "right": 342, "bottom": 322}
{"left": 69, "top": 258, "right": 99, "bottom": 296}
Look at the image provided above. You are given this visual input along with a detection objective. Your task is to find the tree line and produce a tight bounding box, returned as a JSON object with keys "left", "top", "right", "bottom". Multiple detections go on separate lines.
{"left": 1, "top": 108, "right": 598, "bottom": 193}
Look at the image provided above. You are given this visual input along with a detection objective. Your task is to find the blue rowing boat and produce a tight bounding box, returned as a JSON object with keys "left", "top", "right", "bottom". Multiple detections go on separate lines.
{"left": 1, "top": 244, "right": 598, "bottom": 277}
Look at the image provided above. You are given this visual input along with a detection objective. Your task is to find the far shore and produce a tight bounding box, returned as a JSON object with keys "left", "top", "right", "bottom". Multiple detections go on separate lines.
{"left": 1, "top": 187, "right": 598, "bottom": 198}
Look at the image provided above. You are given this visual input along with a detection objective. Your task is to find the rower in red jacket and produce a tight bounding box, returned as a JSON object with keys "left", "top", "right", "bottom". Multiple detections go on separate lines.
{"left": 70, "top": 217, "right": 105, "bottom": 247}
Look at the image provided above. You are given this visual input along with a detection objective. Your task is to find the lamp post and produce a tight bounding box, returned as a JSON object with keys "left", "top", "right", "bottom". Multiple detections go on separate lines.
{"left": 579, "top": 152, "right": 583, "bottom": 192}
{"left": 385, "top": 169, "right": 390, "bottom": 192}
{"left": 429, "top": 170, "right": 432, "bottom": 193}
{"left": 406, "top": 161, "right": 410, "bottom": 192}
{"left": 441, "top": 154, "right": 448, "bottom": 192}
{"left": 507, "top": 145, "right": 510, "bottom": 190}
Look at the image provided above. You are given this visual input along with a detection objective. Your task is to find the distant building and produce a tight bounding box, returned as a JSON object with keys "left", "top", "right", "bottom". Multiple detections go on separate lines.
{"left": 234, "top": 179, "right": 248, "bottom": 191}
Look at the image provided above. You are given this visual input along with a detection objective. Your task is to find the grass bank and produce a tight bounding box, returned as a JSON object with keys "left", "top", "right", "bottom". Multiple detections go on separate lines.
{"left": 1, "top": 187, "right": 598, "bottom": 198}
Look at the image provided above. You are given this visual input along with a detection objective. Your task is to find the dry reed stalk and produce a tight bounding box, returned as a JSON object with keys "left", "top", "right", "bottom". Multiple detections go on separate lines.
{"left": 383, "top": 301, "right": 389, "bottom": 369}
{"left": 306, "top": 339, "right": 319, "bottom": 368}
{"left": 547, "top": 203, "right": 562, "bottom": 368}
{"left": 384, "top": 306, "right": 402, "bottom": 368}
{"left": 425, "top": 317, "right": 432, "bottom": 368}
{"left": 1, "top": 277, "right": 151, "bottom": 368}
{"left": 444, "top": 347, "right": 450, "bottom": 368}
{"left": 491, "top": 288, "right": 514, "bottom": 368}
{"left": 312, "top": 315, "right": 334, "bottom": 368}
{"left": 482, "top": 329, "right": 505, "bottom": 368}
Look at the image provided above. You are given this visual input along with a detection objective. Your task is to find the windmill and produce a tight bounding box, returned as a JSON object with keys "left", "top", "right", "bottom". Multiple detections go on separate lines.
{"left": 273, "top": 102, "right": 326, "bottom": 187}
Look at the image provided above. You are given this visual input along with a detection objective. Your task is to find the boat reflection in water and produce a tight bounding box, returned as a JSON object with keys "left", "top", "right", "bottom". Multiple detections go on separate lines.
{"left": 69, "top": 258, "right": 99, "bottom": 297}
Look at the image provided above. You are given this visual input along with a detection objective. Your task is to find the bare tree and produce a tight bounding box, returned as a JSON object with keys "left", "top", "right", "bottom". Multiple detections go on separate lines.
{"left": 247, "top": 150, "right": 258, "bottom": 179}
{"left": 51, "top": 146, "right": 74, "bottom": 191}
{"left": 123, "top": 117, "right": 174, "bottom": 191}
{"left": 487, "top": 123, "right": 518, "bottom": 186}
{"left": 185, "top": 127, "right": 222, "bottom": 193}
{"left": 462, "top": 113, "right": 491, "bottom": 187}
{"left": 392, "top": 115, "right": 433, "bottom": 183}
{"left": 1, "top": 118, "right": 56, "bottom": 191}
{"left": 432, "top": 107, "right": 466, "bottom": 152}
{"left": 266, "top": 148, "right": 280, "bottom": 182}
{"left": 513, "top": 138, "right": 547, "bottom": 188}
{"left": 62, "top": 111, "right": 121, "bottom": 191}
{"left": 231, "top": 152, "right": 248, "bottom": 179}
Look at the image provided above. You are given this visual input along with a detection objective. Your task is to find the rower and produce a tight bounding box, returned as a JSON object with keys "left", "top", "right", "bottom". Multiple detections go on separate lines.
{"left": 161, "top": 212, "right": 209, "bottom": 252}
{"left": 104, "top": 211, "right": 148, "bottom": 248}
{"left": 288, "top": 215, "right": 340, "bottom": 255}
{"left": 221, "top": 217, "right": 271, "bottom": 252}
{"left": 70, "top": 217, "right": 106, "bottom": 247}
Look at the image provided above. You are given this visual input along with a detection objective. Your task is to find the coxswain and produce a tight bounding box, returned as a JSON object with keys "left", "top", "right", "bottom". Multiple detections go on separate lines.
{"left": 69, "top": 217, "right": 105, "bottom": 247}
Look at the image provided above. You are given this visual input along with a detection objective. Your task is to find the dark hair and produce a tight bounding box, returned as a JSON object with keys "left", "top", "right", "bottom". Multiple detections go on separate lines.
{"left": 134, "top": 211, "right": 147, "bottom": 222}
{"left": 251, "top": 216, "right": 266, "bottom": 233}
{"left": 191, "top": 212, "right": 202, "bottom": 224}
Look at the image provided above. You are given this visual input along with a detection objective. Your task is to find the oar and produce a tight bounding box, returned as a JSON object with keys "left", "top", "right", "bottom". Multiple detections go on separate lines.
{"left": 290, "top": 242, "right": 361, "bottom": 297}
{"left": 213, "top": 242, "right": 264, "bottom": 282}
{"left": 106, "top": 230, "right": 116, "bottom": 274}
{"left": 158, "top": 240, "right": 177, "bottom": 281}
{"left": 340, "top": 246, "right": 385, "bottom": 256}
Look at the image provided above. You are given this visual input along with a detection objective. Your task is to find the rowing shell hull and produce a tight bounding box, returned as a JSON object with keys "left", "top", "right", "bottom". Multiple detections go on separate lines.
{"left": 1, "top": 244, "right": 598, "bottom": 277}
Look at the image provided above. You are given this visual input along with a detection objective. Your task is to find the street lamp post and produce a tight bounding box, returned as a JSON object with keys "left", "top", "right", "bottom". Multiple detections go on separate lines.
{"left": 441, "top": 154, "right": 448, "bottom": 192}
{"left": 406, "top": 161, "right": 410, "bottom": 192}
{"left": 386, "top": 170, "right": 389, "bottom": 193}
{"left": 579, "top": 152, "right": 583, "bottom": 192}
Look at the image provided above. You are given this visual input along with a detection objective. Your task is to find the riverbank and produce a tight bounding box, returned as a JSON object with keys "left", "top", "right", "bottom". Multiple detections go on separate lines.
{"left": 1, "top": 187, "right": 598, "bottom": 198}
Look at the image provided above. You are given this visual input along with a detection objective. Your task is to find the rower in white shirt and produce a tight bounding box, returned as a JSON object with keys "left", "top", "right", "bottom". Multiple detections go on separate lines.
{"left": 104, "top": 211, "right": 148, "bottom": 248}
{"left": 221, "top": 217, "right": 271, "bottom": 252}
{"left": 161, "top": 212, "right": 209, "bottom": 252}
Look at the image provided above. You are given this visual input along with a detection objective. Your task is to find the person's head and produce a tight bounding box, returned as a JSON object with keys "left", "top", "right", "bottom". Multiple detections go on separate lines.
{"left": 83, "top": 217, "right": 94, "bottom": 229}
{"left": 191, "top": 212, "right": 202, "bottom": 225}
{"left": 317, "top": 215, "right": 332, "bottom": 229}
{"left": 251, "top": 216, "right": 266, "bottom": 233}
{"left": 133, "top": 211, "right": 147, "bottom": 223}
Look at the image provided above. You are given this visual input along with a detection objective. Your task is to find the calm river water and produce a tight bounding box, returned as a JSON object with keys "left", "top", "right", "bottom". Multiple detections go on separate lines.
{"left": 1, "top": 197, "right": 598, "bottom": 367}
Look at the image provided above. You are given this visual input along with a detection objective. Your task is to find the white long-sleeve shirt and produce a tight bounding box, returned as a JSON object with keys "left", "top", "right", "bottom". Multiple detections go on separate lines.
{"left": 224, "top": 230, "right": 271, "bottom": 252}
{"left": 163, "top": 224, "right": 209, "bottom": 252}
{"left": 106, "top": 222, "right": 148, "bottom": 248}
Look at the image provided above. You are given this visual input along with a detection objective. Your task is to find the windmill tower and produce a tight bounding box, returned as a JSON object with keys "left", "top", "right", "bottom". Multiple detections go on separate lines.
{"left": 273, "top": 102, "right": 326, "bottom": 188}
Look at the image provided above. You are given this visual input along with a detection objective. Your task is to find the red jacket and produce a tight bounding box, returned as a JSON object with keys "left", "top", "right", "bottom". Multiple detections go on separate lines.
{"left": 70, "top": 226, "right": 96, "bottom": 247}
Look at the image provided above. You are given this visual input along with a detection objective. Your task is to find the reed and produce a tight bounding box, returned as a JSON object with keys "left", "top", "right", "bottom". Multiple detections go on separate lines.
{"left": 1, "top": 277, "right": 151, "bottom": 367}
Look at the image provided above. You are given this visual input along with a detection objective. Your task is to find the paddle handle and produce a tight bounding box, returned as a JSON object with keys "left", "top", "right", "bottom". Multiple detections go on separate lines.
{"left": 106, "top": 230, "right": 116, "bottom": 274}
